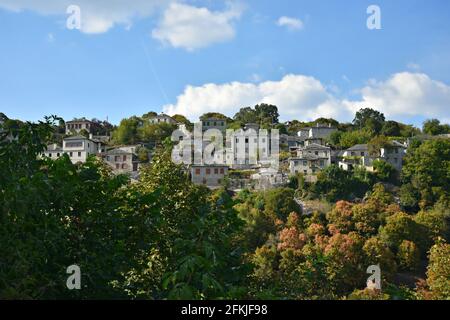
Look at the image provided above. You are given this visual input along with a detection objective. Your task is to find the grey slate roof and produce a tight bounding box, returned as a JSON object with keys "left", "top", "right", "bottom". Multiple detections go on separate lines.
{"left": 347, "top": 144, "right": 368, "bottom": 151}
{"left": 302, "top": 143, "right": 330, "bottom": 150}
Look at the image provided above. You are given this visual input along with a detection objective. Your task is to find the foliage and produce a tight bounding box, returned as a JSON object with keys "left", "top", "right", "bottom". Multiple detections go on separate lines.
{"left": 401, "top": 138, "right": 450, "bottom": 208}
{"left": 232, "top": 104, "right": 280, "bottom": 128}
{"left": 112, "top": 117, "right": 141, "bottom": 145}
{"left": 423, "top": 119, "right": 450, "bottom": 136}
{"left": 372, "top": 159, "right": 397, "bottom": 183}
{"left": 425, "top": 241, "right": 450, "bottom": 299}
{"left": 335, "top": 130, "right": 372, "bottom": 149}
{"left": 381, "top": 121, "right": 401, "bottom": 137}
{"left": 200, "top": 113, "right": 230, "bottom": 121}
{"left": 1, "top": 112, "right": 450, "bottom": 301}
{"left": 353, "top": 108, "right": 385, "bottom": 134}
{"left": 397, "top": 240, "right": 421, "bottom": 271}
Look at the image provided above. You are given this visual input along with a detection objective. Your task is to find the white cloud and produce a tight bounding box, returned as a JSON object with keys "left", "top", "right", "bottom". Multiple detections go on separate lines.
{"left": 163, "top": 74, "right": 352, "bottom": 121}
{"left": 277, "top": 16, "right": 303, "bottom": 31}
{"left": 344, "top": 72, "right": 450, "bottom": 121}
{"left": 164, "top": 72, "right": 450, "bottom": 123}
{"left": 0, "top": 0, "right": 170, "bottom": 34}
{"left": 152, "top": 2, "right": 243, "bottom": 51}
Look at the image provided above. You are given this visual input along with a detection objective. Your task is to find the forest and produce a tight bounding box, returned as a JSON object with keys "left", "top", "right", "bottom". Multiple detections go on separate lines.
{"left": 0, "top": 111, "right": 449, "bottom": 300}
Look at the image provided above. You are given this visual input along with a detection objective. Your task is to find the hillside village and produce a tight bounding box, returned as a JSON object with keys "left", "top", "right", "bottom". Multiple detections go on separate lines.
{"left": 31, "top": 106, "right": 444, "bottom": 194}
{"left": 1, "top": 107, "right": 449, "bottom": 300}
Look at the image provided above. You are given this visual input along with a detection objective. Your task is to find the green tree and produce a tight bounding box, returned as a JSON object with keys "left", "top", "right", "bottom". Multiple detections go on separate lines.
{"left": 372, "top": 159, "right": 397, "bottom": 183}
{"left": 401, "top": 138, "right": 450, "bottom": 208}
{"left": 200, "top": 113, "right": 230, "bottom": 121}
{"left": 233, "top": 107, "right": 257, "bottom": 124}
{"left": 353, "top": 108, "right": 386, "bottom": 134}
{"left": 264, "top": 188, "right": 299, "bottom": 221}
{"left": 397, "top": 240, "right": 420, "bottom": 271}
{"left": 381, "top": 121, "right": 401, "bottom": 137}
{"left": 425, "top": 241, "right": 450, "bottom": 299}
{"left": 112, "top": 117, "right": 140, "bottom": 145}
{"left": 423, "top": 119, "right": 450, "bottom": 136}
{"left": 338, "top": 130, "right": 372, "bottom": 149}
{"left": 172, "top": 114, "right": 193, "bottom": 130}
{"left": 255, "top": 103, "right": 279, "bottom": 125}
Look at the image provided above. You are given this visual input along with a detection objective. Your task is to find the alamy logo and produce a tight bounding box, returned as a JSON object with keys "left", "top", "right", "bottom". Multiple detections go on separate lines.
{"left": 171, "top": 123, "right": 280, "bottom": 171}
{"left": 367, "top": 5, "right": 382, "bottom": 30}
{"left": 366, "top": 265, "right": 381, "bottom": 290}
{"left": 66, "top": 5, "right": 81, "bottom": 30}
{"left": 66, "top": 264, "right": 81, "bottom": 290}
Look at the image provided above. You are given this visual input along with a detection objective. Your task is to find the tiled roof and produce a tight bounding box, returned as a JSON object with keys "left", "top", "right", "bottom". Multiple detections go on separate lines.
{"left": 347, "top": 144, "right": 368, "bottom": 151}
{"left": 105, "top": 148, "right": 132, "bottom": 155}
{"left": 64, "top": 135, "right": 89, "bottom": 140}
{"left": 302, "top": 143, "right": 330, "bottom": 150}
{"left": 291, "top": 154, "right": 329, "bottom": 161}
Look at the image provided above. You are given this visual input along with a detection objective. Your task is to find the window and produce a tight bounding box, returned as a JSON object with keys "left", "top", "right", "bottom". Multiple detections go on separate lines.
{"left": 115, "top": 156, "right": 120, "bottom": 162}
{"left": 122, "top": 164, "right": 126, "bottom": 169}
{"left": 65, "top": 142, "right": 83, "bottom": 148}
{"left": 220, "top": 168, "right": 224, "bottom": 174}
{"left": 123, "top": 155, "right": 127, "bottom": 161}
{"left": 351, "top": 152, "right": 355, "bottom": 156}
{"left": 214, "top": 168, "right": 219, "bottom": 174}
{"left": 48, "top": 153, "right": 52, "bottom": 157}
{"left": 116, "top": 164, "right": 120, "bottom": 169}
{"left": 88, "top": 143, "right": 90, "bottom": 148}
{"left": 361, "top": 152, "right": 365, "bottom": 156}
{"left": 320, "top": 160, "right": 324, "bottom": 166}
{"left": 245, "top": 138, "right": 249, "bottom": 143}
{"left": 78, "top": 152, "right": 82, "bottom": 157}
{"left": 202, "top": 178, "right": 207, "bottom": 185}
{"left": 195, "top": 168, "right": 201, "bottom": 175}
{"left": 236, "top": 138, "right": 239, "bottom": 143}
{"left": 206, "top": 168, "right": 211, "bottom": 175}
{"left": 303, "top": 161, "right": 307, "bottom": 166}
{"left": 69, "top": 152, "right": 73, "bottom": 157}
{"left": 57, "top": 153, "right": 60, "bottom": 157}
{"left": 315, "top": 151, "right": 319, "bottom": 156}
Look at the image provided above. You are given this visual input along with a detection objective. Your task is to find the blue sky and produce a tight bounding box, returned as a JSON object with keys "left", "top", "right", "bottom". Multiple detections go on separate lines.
{"left": 1, "top": 0, "right": 450, "bottom": 126}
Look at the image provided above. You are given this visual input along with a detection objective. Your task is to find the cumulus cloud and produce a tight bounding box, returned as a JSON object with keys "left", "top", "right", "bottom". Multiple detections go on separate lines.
{"left": 164, "top": 72, "right": 450, "bottom": 123}
{"left": 163, "top": 74, "right": 352, "bottom": 121}
{"left": 152, "top": 2, "right": 243, "bottom": 51}
{"left": 277, "top": 16, "right": 303, "bottom": 31}
{"left": 345, "top": 72, "right": 450, "bottom": 121}
{"left": 0, "top": 0, "right": 169, "bottom": 34}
